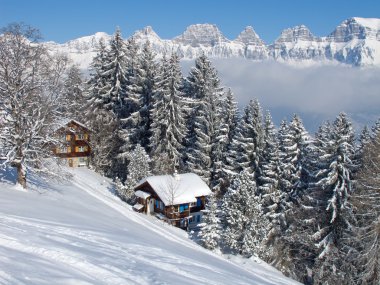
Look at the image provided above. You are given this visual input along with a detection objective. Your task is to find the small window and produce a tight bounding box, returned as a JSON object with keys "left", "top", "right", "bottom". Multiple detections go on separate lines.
{"left": 76, "top": 134, "right": 85, "bottom": 140}
{"left": 76, "top": 146, "right": 86, "bottom": 152}
{"left": 196, "top": 198, "right": 202, "bottom": 207}
{"left": 197, "top": 215, "right": 201, "bottom": 223}
{"left": 179, "top": 204, "right": 189, "bottom": 213}
{"left": 66, "top": 134, "right": 71, "bottom": 141}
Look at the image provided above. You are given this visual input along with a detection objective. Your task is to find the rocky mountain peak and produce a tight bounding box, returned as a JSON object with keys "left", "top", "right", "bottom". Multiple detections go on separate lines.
{"left": 328, "top": 17, "right": 380, "bottom": 42}
{"left": 132, "top": 26, "right": 161, "bottom": 42}
{"left": 173, "top": 24, "right": 229, "bottom": 47}
{"left": 275, "top": 25, "right": 316, "bottom": 43}
{"left": 235, "top": 26, "right": 265, "bottom": 45}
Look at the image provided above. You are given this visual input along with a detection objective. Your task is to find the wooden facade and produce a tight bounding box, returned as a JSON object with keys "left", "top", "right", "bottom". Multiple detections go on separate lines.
{"left": 134, "top": 179, "right": 208, "bottom": 229}
{"left": 53, "top": 120, "right": 91, "bottom": 167}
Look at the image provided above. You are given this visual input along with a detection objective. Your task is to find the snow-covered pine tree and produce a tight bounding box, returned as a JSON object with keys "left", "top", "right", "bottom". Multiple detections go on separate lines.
{"left": 371, "top": 118, "right": 380, "bottom": 139}
{"left": 256, "top": 111, "right": 284, "bottom": 262}
{"left": 149, "top": 53, "right": 186, "bottom": 174}
{"left": 350, "top": 129, "right": 380, "bottom": 284}
{"left": 278, "top": 114, "right": 310, "bottom": 201}
{"left": 87, "top": 28, "right": 128, "bottom": 118}
{"left": 356, "top": 125, "right": 371, "bottom": 167}
{"left": 307, "top": 113, "right": 357, "bottom": 284}
{"left": 185, "top": 54, "right": 223, "bottom": 185}
{"left": 118, "top": 144, "right": 151, "bottom": 203}
{"left": 198, "top": 193, "right": 221, "bottom": 250}
{"left": 128, "top": 41, "right": 158, "bottom": 151}
{"left": 231, "top": 99, "right": 264, "bottom": 179}
{"left": 259, "top": 111, "right": 280, "bottom": 197}
{"left": 211, "top": 88, "right": 239, "bottom": 195}
{"left": 61, "top": 64, "right": 86, "bottom": 121}
{"left": 222, "top": 169, "right": 265, "bottom": 257}
{"left": 85, "top": 30, "right": 127, "bottom": 176}
{"left": 266, "top": 115, "right": 311, "bottom": 275}
{"left": 0, "top": 23, "right": 69, "bottom": 188}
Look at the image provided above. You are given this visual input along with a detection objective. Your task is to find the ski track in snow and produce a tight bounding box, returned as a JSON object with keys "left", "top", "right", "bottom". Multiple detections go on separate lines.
{"left": 0, "top": 168, "right": 299, "bottom": 285}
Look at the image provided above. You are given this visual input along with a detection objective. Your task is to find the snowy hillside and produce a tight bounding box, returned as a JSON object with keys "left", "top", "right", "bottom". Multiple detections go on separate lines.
{"left": 43, "top": 17, "right": 380, "bottom": 68}
{"left": 0, "top": 168, "right": 299, "bottom": 285}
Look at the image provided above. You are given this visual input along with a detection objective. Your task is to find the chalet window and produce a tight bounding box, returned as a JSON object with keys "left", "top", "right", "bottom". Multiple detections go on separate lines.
{"left": 179, "top": 204, "right": 189, "bottom": 213}
{"left": 197, "top": 215, "right": 201, "bottom": 223}
{"left": 66, "top": 134, "right": 71, "bottom": 141}
{"left": 196, "top": 198, "right": 202, "bottom": 207}
{"left": 155, "top": 200, "right": 159, "bottom": 209}
{"left": 76, "top": 134, "right": 85, "bottom": 140}
{"left": 58, "top": 146, "right": 71, "bottom": 153}
{"left": 75, "top": 146, "right": 87, "bottom": 152}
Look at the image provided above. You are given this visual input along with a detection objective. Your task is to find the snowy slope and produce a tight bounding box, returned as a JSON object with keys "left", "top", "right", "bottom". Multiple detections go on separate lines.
{"left": 0, "top": 168, "right": 299, "bottom": 285}
{"left": 43, "top": 17, "right": 380, "bottom": 68}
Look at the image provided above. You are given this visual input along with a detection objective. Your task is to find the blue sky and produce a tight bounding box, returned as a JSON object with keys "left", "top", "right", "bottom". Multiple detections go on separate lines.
{"left": 1, "top": 0, "right": 378, "bottom": 43}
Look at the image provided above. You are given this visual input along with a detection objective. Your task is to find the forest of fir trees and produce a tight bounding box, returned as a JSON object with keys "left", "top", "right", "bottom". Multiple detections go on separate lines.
{"left": 2, "top": 25, "right": 380, "bottom": 285}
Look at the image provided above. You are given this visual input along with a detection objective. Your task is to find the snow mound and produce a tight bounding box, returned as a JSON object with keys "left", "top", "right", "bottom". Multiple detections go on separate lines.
{"left": 0, "top": 167, "right": 299, "bottom": 285}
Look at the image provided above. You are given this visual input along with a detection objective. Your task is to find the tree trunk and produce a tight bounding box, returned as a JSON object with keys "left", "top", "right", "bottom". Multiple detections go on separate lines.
{"left": 16, "top": 164, "right": 27, "bottom": 189}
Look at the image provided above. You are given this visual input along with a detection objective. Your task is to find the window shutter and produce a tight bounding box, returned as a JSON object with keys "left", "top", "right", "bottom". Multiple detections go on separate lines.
{"left": 84, "top": 134, "right": 88, "bottom": 140}
{"left": 67, "top": 146, "right": 71, "bottom": 153}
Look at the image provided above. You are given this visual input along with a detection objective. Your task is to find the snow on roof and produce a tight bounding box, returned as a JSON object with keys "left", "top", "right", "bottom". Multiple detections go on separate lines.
{"left": 132, "top": 203, "right": 144, "bottom": 211}
{"left": 135, "top": 173, "right": 211, "bottom": 206}
{"left": 135, "top": 190, "right": 151, "bottom": 199}
{"left": 56, "top": 119, "right": 91, "bottom": 132}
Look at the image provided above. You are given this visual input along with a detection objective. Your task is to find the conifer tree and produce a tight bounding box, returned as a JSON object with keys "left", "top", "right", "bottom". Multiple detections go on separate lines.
{"left": 211, "top": 88, "right": 239, "bottom": 195}
{"left": 118, "top": 144, "right": 151, "bottom": 203}
{"left": 297, "top": 113, "right": 357, "bottom": 283}
{"left": 150, "top": 53, "right": 186, "bottom": 174}
{"left": 231, "top": 99, "right": 264, "bottom": 178}
{"left": 61, "top": 65, "right": 85, "bottom": 121}
{"left": 222, "top": 170, "right": 265, "bottom": 257}
{"left": 350, "top": 130, "right": 380, "bottom": 284}
{"left": 87, "top": 28, "right": 128, "bottom": 118}
{"left": 198, "top": 193, "right": 221, "bottom": 250}
{"left": 185, "top": 54, "right": 223, "bottom": 185}
{"left": 86, "top": 30, "right": 128, "bottom": 176}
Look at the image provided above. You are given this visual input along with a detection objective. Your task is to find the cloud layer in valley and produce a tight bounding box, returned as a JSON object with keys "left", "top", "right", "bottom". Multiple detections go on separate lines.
{"left": 182, "top": 59, "right": 380, "bottom": 133}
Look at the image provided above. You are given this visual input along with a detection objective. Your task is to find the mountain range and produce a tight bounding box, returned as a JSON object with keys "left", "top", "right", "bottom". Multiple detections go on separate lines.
{"left": 44, "top": 17, "right": 380, "bottom": 69}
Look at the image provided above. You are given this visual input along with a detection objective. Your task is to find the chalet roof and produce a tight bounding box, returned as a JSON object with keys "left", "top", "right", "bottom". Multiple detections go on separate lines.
{"left": 56, "top": 119, "right": 91, "bottom": 133}
{"left": 135, "top": 173, "right": 211, "bottom": 206}
{"left": 135, "top": 190, "right": 151, "bottom": 199}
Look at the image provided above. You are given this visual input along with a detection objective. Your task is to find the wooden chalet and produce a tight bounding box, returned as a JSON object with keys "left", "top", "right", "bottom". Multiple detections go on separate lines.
{"left": 53, "top": 120, "right": 91, "bottom": 167}
{"left": 134, "top": 173, "right": 212, "bottom": 229}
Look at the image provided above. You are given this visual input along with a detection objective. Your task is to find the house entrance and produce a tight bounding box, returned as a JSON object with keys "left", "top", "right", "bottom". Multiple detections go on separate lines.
{"left": 148, "top": 198, "right": 155, "bottom": 215}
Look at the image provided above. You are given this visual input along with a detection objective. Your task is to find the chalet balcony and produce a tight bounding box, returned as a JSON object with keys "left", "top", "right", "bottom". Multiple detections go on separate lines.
{"left": 190, "top": 206, "right": 203, "bottom": 213}
{"left": 165, "top": 210, "right": 190, "bottom": 220}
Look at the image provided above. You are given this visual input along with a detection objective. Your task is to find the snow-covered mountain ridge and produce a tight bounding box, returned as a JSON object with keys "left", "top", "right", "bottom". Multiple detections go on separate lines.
{"left": 44, "top": 17, "right": 380, "bottom": 68}
{"left": 0, "top": 167, "right": 299, "bottom": 284}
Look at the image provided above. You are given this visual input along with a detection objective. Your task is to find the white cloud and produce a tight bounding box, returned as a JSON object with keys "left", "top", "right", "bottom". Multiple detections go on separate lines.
{"left": 182, "top": 59, "right": 380, "bottom": 132}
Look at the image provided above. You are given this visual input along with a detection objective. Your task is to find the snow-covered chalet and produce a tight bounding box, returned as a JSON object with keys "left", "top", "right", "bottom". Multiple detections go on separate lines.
{"left": 134, "top": 172, "right": 212, "bottom": 229}
{"left": 53, "top": 120, "right": 91, "bottom": 167}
